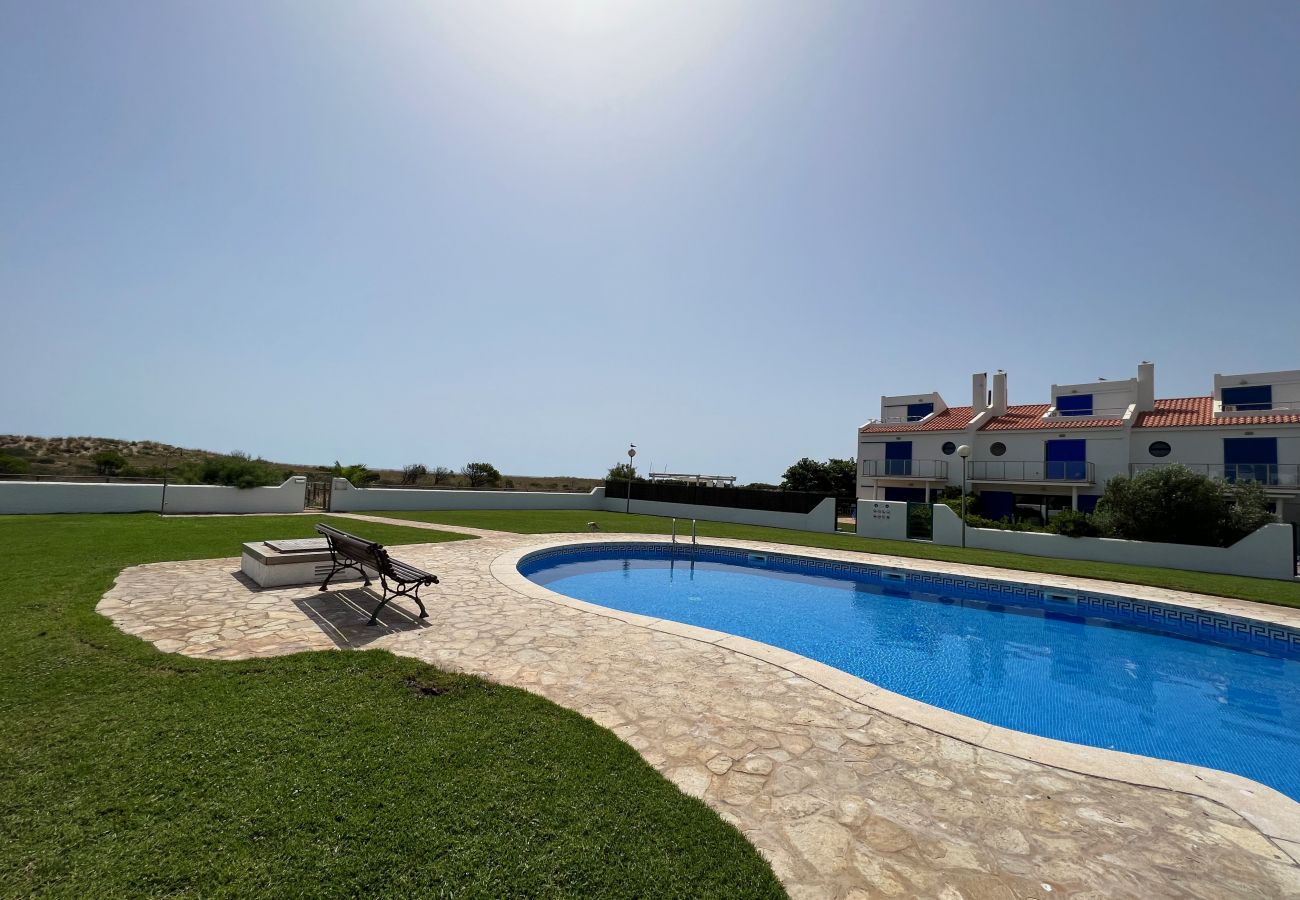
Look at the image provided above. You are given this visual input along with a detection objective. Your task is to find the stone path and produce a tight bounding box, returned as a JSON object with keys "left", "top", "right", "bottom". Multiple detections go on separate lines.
{"left": 99, "top": 520, "right": 1300, "bottom": 899}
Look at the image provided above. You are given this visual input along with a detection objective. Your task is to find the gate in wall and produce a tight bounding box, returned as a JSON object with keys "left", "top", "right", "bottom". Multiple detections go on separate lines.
{"left": 305, "top": 479, "right": 332, "bottom": 511}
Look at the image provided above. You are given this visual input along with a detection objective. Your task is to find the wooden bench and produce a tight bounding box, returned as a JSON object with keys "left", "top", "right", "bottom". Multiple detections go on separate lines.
{"left": 316, "top": 523, "right": 439, "bottom": 625}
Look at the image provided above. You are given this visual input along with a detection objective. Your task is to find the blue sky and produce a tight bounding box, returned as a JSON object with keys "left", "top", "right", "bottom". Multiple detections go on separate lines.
{"left": 2, "top": 1, "right": 1297, "bottom": 482}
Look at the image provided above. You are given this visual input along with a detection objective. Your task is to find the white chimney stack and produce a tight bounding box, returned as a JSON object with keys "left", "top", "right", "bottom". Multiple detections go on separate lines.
{"left": 990, "top": 370, "right": 1008, "bottom": 415}
{"left": 972, "top": 372, "right": 988, "bottom": 412}
{"left": 1137, "top": 361, "right": 1155, "bottom": 412}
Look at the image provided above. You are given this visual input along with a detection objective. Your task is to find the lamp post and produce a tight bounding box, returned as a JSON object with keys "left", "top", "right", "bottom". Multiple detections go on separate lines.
{"left": 625, "top": 444, "right": 636, "bottom": 514}
{"left": 956, "top": 445, "right": 971, "bottom": 548}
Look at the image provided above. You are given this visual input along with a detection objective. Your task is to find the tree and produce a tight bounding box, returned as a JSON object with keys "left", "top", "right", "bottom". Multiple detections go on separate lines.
{"left": 430, "top": 466, "right": 454, "bottom": 485}
{"left": 825, "top": 458, "right": 857, "bottom": 504}
{"left": 1094, "top": 464, "right": 1273, "bottom": 547}
{"left": 606, "top": 463, "right": 643, "bottom": 482}
{"left": 92, "top": 450, "right": 128, "bottom": 476}
{"left": 330, "top": 461, "right": 380, "bottom": 487}
{"left": 460, "top": 461, "right": 502, "bottom": 488}
{"left": 780, "top": 457, "right": 856, "bottom": 502}
{"left": 0, "top": 454, "right": 31, "bottom": 475}
{"left": 401, "top": 463, "right": 428, "bottom": 485}
{"left": 781, "top": 457, "right": 830, "bottom": 493}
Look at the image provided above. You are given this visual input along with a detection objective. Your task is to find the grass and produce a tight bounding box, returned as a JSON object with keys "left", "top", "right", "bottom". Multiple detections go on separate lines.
{"left": 362, "top": 508, "right": 1300, "bottom": 610}
{"left": 0, "top": 513, "right": 783, "bottom": 898}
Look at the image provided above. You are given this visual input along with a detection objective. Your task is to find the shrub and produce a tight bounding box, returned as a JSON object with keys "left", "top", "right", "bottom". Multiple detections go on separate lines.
{"left": 1094, "top": 465, "right": 1273, "bottom": 547}
{"left": 963, "top": 513, "right": 1034, "bottom": 532}
{"left": 1047, "top": 509, "right": 1101, "bottom": 538}
{"left": 461, "top": 462, "right": 502, "bottom": 488}
{"left": 0, "top": 454, "right": 31, "bottom": 475}
{"left": 401, "top": 464, "right": 428, "bottom": 485}
{"left": 91, "top": 450, "right": 128, "bottom": 475}
{"left": 330, "top": 462, "right": 380, "bottom": 487}
{"left": 175, "top": 455, "right": 287, "bottom": 489}
{"left": 1224, "top": 480, "right": 1277, "bottom": 545}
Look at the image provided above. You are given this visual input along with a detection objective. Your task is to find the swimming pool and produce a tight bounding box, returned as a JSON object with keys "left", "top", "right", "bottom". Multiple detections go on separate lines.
{"left": 520, "top": 543, "right": 1300, "bottom": 801}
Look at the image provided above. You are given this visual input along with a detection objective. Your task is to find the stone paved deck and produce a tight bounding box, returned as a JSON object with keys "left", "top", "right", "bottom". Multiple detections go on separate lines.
{"left": 99, "top": 519, "right": 1300, "bottom": 899}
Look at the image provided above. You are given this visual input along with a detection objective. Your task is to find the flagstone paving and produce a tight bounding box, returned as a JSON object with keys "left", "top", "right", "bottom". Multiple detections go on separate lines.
{"left": 98, "top": 519, "right": 1300, "bottom": 899}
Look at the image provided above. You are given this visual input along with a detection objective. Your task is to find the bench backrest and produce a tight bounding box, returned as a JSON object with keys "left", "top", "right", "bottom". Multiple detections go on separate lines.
{"left": 316, "top": 523, "right": 392, "bottom": 574}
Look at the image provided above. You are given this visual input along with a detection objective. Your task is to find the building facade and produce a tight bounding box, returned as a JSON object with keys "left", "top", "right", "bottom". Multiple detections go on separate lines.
{"left": 857, "top": 363, "right": 1300, "bottom": 525}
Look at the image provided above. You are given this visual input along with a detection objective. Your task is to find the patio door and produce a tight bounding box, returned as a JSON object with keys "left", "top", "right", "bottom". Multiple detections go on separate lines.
{"left": 1045, "top": 439, "right": 1087, "bottom": 480}
{"left": 885, "top": 441, "right": 913, "bottom": 476}
{"left": 1224, "top": 437, "right": 1277, "bottom": 484}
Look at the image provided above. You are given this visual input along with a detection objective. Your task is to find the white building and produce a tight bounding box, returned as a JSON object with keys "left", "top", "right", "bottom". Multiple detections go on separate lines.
{"left": 857, "top": 363, "right": 1300, "bottom": 525}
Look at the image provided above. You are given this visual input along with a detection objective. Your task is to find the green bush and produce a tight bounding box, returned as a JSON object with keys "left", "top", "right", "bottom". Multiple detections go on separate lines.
{"left": 461, "top": 462, "right": 502, "bottom": 488}
{"left": 1094, "top": 465, "right": 1273, "bottom": 547}
{"left": 963, "top": 513, "right": 1035, "bottom": 532}
{"left": 1047, "top": 509, "right": 1101, "bottom": 538}
{"left": 173, "top": 455, "right": 288, "bottom": 489}
{"left": 330, "top": 462, "right": 380, "bottom": 487}
{"left": 0, "top": 454, "right": 31, "bottom": 475}
{"left": 91, "top": 450, "right": 128, "bottom": 475}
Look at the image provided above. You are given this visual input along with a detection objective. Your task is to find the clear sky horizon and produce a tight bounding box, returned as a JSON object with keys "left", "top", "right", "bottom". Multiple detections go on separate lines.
{"left": 2, "top": 1, "right": 1298, "bottom": 482}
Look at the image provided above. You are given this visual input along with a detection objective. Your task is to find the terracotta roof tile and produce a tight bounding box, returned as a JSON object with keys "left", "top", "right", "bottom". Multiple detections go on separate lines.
{"left": 1134, "top": 396, "right": 1300, "bottom": 428}
{"left": 860, "top": 396, "right": 1300, "bottom": 435}
{"left": 859, "top": 406, "right": 973, "bottom": 433}
{"left": 978, "top": 404, "right": 1124, "bottom": 431}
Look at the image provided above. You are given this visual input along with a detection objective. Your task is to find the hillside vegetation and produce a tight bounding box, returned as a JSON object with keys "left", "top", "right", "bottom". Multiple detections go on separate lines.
{"left": 0, "top": 435, "right": 603, "bottom": 492}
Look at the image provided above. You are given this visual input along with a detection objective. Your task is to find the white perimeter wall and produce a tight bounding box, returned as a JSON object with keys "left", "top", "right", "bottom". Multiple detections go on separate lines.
{"left": 931, "top": 504, "right": 1296, "bottom": 581}
{"left": 601, "top": 494, "right": 837, "bottom": 533}
{"left": 332, "top": 480, "right": 838, "bottom": 532}
{"left": 329, "top": 480, "right": 605, "bottom": 512}
{"left": 857, "top": 500, "right": 910, "bottom": 540}
{"left": 0, "top": 477, "right": 307, "bottom": 515}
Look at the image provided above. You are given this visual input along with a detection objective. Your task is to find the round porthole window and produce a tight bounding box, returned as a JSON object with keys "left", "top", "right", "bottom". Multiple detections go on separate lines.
{"left": 941, "top": 441, "right": 957, "bottom": 455}
{"left": 990, "top": 442, "right": 1007, "bottom": 457}
{"left": 1148, "top": 441, "right": 1172, "bottom": 458}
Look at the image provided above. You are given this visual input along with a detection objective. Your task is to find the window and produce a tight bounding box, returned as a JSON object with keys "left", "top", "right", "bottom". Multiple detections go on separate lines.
{"left": 1148, "top": 441, "right": 1171, "bottom": 458}
{"left": 1221, "top": 385, "right": 1272, "bottom": 412}
{"left": 941, "top": 441, "right": 956, "bottom": 455}
{"left": 906, "top": 402, "right": 934, "bottom": 421}
{"left": 990, "top": 442, "right": 1007, "bottom": 457}
{"left": 1055, "top": 394, "right": 1093, "bottom": 416}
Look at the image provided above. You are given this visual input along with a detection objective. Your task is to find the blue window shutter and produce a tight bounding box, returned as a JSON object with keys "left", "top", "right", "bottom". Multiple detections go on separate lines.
{"left": 980, "top": 490, "right": 1015, "bottom": 522}
{"left": 1056, "top": 394, "right": 1093, "bottom": 416}
{"left": 906, "top": 402, "right": 934, "bottom": 421}
{"left": 884, "top": 441, "right": 912, "bottom": 476}
{"left": 1223, "top": 437, "right": 1278, "bottom": 484}
{"left": 1221, "top": 385, "right": 1272, "bottom": 411}
{"left": 1045, "top": 439, "right": 1087, "bottom": 480}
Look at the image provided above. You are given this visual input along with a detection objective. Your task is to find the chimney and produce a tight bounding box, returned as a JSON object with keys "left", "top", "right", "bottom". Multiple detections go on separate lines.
{"left": 990, "top": 370, "right": 1008, "bottom": 416}
{"left": 972, "top": 372, "right": 988, "bottom": 412}
{"left": 1137, "top": 361, "right": 1155, "bottom": 412}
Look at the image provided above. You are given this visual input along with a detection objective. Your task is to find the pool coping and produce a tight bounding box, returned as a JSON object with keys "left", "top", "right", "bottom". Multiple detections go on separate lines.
{"left": 489, "top": 536, "right": 1300, "bottom": 846}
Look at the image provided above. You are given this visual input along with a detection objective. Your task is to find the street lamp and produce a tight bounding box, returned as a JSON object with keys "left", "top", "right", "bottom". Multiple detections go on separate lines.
{"left": 956, "top": 445, "right": 971, "bottom": 548}
{"left": 625, "top": 443, "right": 636, "bottom": 514}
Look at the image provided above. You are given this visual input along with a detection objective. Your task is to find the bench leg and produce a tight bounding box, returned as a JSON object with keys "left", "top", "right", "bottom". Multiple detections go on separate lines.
{"left": 367, "top": 575, "right": 394, "bottom": 626}
{"left": 411, "top": 583, "right": 429, "bottom": 619}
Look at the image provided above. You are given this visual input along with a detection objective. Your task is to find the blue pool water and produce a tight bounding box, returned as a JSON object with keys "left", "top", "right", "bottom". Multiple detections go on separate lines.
{"left": 522, "top": 546, "right": 1300, "bottom": 800}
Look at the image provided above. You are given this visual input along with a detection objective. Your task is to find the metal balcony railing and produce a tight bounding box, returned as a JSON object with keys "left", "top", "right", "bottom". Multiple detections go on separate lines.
{"left": 861, "top": 459, "right": 949, "bottom": 479}
{"left": 1221, "top": 400, "right": 1300, "bottom": 413}
{"left": 967, "top": 460, "right": 1095, "bottom": 483}
{"left": 1129, "top": 463, "right": 1300, "bottom": 488}
{"left": 1050, "top": 405, "right": 1132, "bottom": 419}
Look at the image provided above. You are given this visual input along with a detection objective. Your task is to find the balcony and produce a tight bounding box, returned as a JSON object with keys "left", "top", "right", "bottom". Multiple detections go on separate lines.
{"left": 967, "top": 460, "right": 1095, "bottom": 484}
{"left": 860, "top": 459, "right": 949, "bottom": 480}
{"left": 1129, "top": 463, "right": 1300, "bottom": 489}
{"left": 1219, "top": 400, "right": 1300, "bottom": 414}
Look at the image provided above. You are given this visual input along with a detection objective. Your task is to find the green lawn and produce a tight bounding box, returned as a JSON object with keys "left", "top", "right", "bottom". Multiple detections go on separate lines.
{"left": 363, "top": 508, "right": 1300, "bottom": 610}
{"left": 0, "top": 514, "right": 783, "bottom": 898}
